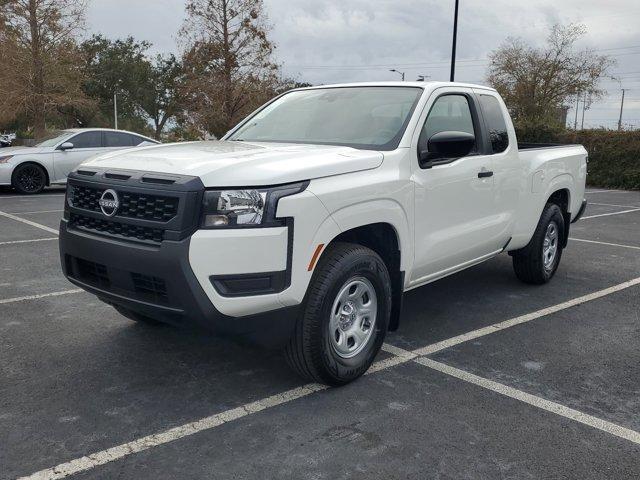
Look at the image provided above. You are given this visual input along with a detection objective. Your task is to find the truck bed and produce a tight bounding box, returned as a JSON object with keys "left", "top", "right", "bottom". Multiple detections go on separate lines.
{"left": 518, "top": 142, "right": 582, "bottom": 151}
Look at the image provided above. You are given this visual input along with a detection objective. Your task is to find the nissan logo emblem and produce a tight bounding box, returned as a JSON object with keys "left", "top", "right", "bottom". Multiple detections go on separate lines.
{"left": 99, "top": 189, "right": 120, "bottom": 217}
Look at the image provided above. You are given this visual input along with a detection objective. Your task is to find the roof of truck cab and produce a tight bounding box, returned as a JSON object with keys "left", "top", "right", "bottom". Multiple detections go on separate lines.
{"left": 293, "top": 81, "right": 498, "bottom": 92}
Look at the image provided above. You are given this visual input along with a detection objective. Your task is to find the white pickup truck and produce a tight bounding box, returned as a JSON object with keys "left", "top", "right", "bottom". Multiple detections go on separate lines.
{"left": 59, "top": 82, "right": 587, "bottom": 385}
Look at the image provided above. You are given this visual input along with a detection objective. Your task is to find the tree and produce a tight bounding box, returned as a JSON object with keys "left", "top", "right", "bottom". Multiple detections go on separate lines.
{"left": 179, "top": 0, "right": 281, "bottom": 138}
{"left": 0, "top": 0, "right": 89, "bottom": 138}
{"left": 80, "top": 35, "right": 152, "bottom": 133}
{"left": 137, "top": 55, "right": 183, "bottom": 139}
{"left": 487, "top": 24, "right": 613, "bottom": 140}
{"left": 80, "top": 35, "right": 183, "bottom": 139}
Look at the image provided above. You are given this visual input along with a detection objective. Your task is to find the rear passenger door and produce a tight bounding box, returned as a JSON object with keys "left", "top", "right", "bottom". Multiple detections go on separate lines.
{"left": 473, "top": 91, "right": 521, "bottom": 242}
{"left": 409, "top": 88, "right": 505, "bottom": 286}
{"left": 103, "top": 131, "right": 142, "bottom": 149}
{"left": 53, "top": 131, "right": 104, "bottom": 181}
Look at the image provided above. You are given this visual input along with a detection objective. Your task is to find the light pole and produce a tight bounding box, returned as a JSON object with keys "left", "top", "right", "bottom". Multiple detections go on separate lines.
{"left": 113, "top": 93, "right": 118, "bottom": 130}
{"left": 389, "top": 69, "right": 405, "bottom": 81}
{"left": 450, "top": 0, "right": 459, "bottom": 82}
{"left": 611, "top": 76, "right": 626, "bottom": 131}
{"left": 618, "top": 89, "right": 626, "bottom": 131}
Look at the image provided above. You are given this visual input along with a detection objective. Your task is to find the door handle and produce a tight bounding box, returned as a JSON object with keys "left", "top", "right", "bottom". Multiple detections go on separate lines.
{"left": 478, "top": 170, "right": 494, "bottom": 178}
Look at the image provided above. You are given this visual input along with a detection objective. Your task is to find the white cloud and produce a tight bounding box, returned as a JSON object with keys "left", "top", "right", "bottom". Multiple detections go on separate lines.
{"left": 86, "top": 0, "right": 640, "bottom": 128}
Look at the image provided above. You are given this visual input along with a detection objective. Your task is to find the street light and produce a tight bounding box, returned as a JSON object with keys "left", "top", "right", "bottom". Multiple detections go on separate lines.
{"left": 450, "top": 0, "right": 460, "bottom": 82}
{"left": 417, "top": 75, "right": 431, "bottom": 82}
{"left": 389, "top": 69, "right": 405, "bottom": 81}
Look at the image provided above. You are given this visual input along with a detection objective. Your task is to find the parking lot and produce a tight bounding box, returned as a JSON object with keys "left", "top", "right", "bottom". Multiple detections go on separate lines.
{"left": 1, "top": 187, "right": 639, "bottom": 480}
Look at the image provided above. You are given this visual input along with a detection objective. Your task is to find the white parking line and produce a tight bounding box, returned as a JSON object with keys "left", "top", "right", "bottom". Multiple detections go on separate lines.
{"left": 581, "top": 208, "right": 640, "bottom": 220}
{"left": 414, "top": 357, "right": 640, "bottom": 446}
{"left": 0, "top": 289, "right": 82, "bottom": 305}
{"left": 0, "top": 237, "right": 58, "bottom": 246}
{"left": 590, "top": 202, "right": 640, "bottom": 209}
{"left": 585, "top": 189, "right": 624, "bottom": 194}
{"left": 18, "top": 276, "right": 640, "bottom": 480}
{"left": 18, "top": 383, "right": 329, "bottom": 480}
{"left": 409, "top": 276, "right": 640, "bottom": 357}
{"left": 7, "top": 209, "right": 64, "bottom": 215}
{"left": 0, "top": 193, "right": 65, "bottom": 200}
{"left": 0, "top": 210, "right": 59, "bottom": 235}
{"left": 570, "top": 237, "right": 640, "bottom": 251}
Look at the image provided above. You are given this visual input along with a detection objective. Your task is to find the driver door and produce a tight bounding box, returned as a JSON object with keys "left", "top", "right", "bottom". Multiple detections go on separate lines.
{"left": 53, "top": 131, "right": 104, "bottom": 181}
{"left": 409, "top": 88, "right": 504, "bottom": 286}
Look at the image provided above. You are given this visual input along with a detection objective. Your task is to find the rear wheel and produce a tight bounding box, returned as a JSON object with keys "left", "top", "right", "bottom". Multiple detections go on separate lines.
{"left": 285, "top": 242, "right": 392, "bottom": 386}
{"left": 512, "top": 203, "right": 565, "bottom": 284}
{"left": 12, "top": 163, "right": 46, "bottom": 194}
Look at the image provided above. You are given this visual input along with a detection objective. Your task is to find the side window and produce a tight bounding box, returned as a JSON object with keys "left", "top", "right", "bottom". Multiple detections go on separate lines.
{"left": 478, "top": 95, "right": 509, "bottom": 153}
{"left": 69, "top": 131, "right": 103, "bottom": 149}
{"left": 130, "top": 135, "right": 147, "bottom": 146}
{"left": 421, "top": 94, "right": 476, "bottom": 143}
{"left": 104, "top": 132, "right": 135, "bottom": 147}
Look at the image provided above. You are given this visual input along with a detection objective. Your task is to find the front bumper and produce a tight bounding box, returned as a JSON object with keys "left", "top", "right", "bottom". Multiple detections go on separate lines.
{"left": 0, "top": 163, "right": 14, "bottom": 185}
{"left": 59, "top": 220, "right": 299, "bottom": 347}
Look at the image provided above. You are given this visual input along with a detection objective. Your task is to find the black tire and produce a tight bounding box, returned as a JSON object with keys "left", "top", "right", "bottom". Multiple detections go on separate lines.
{"left": 12, "top": 163, "right": 47, "bottom": 194}
{"left": 113, "top": 305, "right": 163, "bottom": 326}
{"left": 284, "top": 242, "right": 392, "bottom": 386}
{"left": 512, "top": 203, "right": 565, "bottom": 284}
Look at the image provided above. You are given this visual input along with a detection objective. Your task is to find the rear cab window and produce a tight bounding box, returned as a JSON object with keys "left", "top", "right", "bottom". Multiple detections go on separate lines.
{"left": 477, "top": 94, "right": 509, "bottom": 153}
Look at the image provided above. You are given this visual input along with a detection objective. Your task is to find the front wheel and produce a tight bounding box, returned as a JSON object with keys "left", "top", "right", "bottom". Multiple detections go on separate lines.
{"left": 512, "top": 203, "right": 565, "bottom": 284}
{"left": 284, "top": 242, "right": 392, "bottom": 386}
{"left": 12, "top": 163, "right": 46, "bottom": 194}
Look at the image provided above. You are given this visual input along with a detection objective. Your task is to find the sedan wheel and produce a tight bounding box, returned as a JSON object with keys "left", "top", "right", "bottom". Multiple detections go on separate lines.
{"left": 12, "top": 164, "right": 46, "bottom": 194}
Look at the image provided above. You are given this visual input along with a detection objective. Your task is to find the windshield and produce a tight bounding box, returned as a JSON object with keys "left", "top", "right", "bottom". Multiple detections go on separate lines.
{"left": 228, "top": 86, "right": 423, "bottom": 150}
{"left": 36, "top": 130, "right": 74, "bottom": 147}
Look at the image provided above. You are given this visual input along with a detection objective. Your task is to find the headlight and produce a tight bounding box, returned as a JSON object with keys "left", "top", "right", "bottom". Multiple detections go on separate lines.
{"left": 0, "top": 155, "right": 14, "bottom": 164}
{"left": 201, "top": 182, "right": 307, "bottom": 228}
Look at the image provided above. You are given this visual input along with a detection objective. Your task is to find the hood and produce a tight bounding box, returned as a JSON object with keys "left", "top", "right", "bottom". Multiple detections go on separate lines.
{"left": 80, "top": 141, "right": 384, "bottom": 186}
{"left": 0, "top": 146, "right": 51, "bottom": 156}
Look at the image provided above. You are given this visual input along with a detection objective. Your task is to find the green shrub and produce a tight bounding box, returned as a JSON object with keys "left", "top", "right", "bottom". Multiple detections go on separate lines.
{"left": 515, "top": 127, "right": 640, "bottom": 190}
{"left": 558, "top": 130, "right": 640, "bottom": 190}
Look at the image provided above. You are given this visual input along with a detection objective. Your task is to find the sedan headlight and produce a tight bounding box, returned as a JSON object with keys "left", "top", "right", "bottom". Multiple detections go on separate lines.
{"left": 201, "top": 182, "right": 307, "bottom": 228}
{"left": 0, "top": 155, "right": 14, "bottom": 164}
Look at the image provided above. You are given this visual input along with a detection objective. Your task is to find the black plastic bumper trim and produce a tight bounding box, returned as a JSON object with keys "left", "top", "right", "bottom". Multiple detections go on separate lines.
{"left": 210, "top": 271, "right": 287, "bottom": 297}
{"left": 572, "top": 199, "right": 588, "bottom": 223}
{"left": 59, "top": 220, "right": 299, "bottom": 348}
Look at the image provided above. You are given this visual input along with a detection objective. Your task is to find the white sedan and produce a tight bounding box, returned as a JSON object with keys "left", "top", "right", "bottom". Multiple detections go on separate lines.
{"left": 0, "top": 128, "right": 158, "bottom": 194}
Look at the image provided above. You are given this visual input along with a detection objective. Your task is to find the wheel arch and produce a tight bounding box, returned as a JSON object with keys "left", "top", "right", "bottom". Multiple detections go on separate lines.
{"left": 546, "top": 187, "right": 571, "bottom": 248}
{"left": 325, "top": 222, "right": 405, "bottom": 332}
{"left": 12, "top": 160, "right": 51, "bottom": 187}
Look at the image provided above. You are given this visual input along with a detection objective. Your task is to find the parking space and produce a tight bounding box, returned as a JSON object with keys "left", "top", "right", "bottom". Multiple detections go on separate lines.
{"left": 431, "top": 287, "right": 640, "bottom": 432}
{"left": 1, "top": 188, "right": 639, "bottom": 480}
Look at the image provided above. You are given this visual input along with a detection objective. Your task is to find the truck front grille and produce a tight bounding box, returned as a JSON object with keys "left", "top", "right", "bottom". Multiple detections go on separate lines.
{"left": 65, "top": 169, "right": 203, "bottom": 245}
{"left": 69, "top": 213, "right": 164, "bottom": 244}
{"left": 69, "top": 185, "right": 179, "bottom": 222}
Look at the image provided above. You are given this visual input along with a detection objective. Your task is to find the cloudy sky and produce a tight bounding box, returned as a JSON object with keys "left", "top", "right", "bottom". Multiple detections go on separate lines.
{"left": 87, "top": 0, "right": 640, "bottom": 129}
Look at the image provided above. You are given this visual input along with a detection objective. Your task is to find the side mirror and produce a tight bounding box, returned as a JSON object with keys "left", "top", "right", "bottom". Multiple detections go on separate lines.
{"left": 419, "top": 131, "right": 475, "bottom": 168}
{"left": 59, "top": 142, "right": 74, "bottom": 151}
